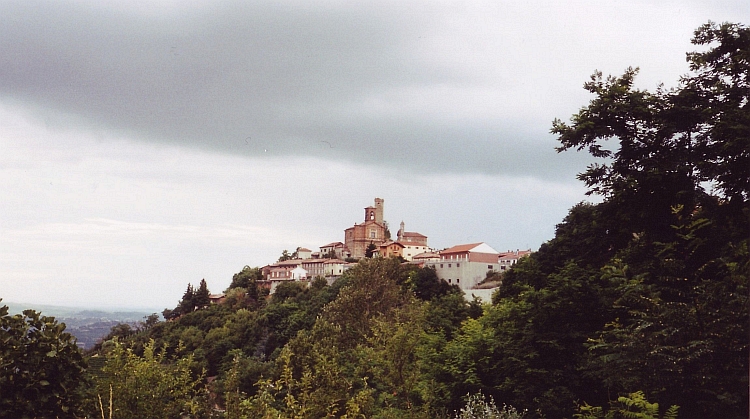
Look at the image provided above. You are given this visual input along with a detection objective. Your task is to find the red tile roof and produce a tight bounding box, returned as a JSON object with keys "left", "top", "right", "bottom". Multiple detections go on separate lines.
{"left": 402, "top": 231, "right": 427, "bottom": 238}
{"left": 441, "top": 243, "right": 484, "bottom": 253}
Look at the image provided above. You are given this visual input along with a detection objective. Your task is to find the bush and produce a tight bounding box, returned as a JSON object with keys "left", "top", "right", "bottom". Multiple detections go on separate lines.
{"left": 454, "top": 393, "right": 526, "bottom": 419}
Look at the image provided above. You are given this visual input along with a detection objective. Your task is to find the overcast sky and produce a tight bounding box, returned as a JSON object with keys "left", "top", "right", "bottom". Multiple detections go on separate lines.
{"left": 1, "top": 1, "right": 746, "bottom": 310}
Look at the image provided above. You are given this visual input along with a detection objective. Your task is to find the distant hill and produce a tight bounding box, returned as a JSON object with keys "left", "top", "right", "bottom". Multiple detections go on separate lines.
{"left": 3, "top": 301, "right": 158, "bottom": 350}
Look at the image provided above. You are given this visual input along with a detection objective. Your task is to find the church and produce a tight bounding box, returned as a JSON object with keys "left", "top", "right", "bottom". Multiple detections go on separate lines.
{"left": 344, "top": 198, "right": 387, "bottom": 259}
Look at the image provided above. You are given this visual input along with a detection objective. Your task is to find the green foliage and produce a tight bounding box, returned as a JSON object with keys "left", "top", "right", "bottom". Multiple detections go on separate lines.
{"left": 481, "top": 21, "right": 749, "bottom": 418}
{"left": 179, "top": 283, "right": 196, "bottom": 316}
{"left": 322, "top": 257, "right": 407, "bottom": 343}
{"left": 227, "top": 266, "right": 264, "bottom": 297}
{"left": 405, "top": 265, "right": 457, "bottom": 301}
{"left": 575, "top": 391, "right": 679, "bottom": 419}
{"left": 238, "top": 258, "right": 448, "bottom": 418}
{"left": 365, "top": 241, "right": 378, "bottom": 258}
{"left": 95, "top": 338, "right": 209, "bottom": 419}
{"left": 194, "top": 278, "right": 211, "bottom": 309}
{"left": 278, "top": 249, "right": 293, "bottom": 262}
{"left": 0, "top": 302, "right": 88, "bottom": 418}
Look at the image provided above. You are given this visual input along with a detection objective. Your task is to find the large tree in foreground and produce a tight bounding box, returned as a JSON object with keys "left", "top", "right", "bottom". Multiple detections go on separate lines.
{"left": 0, "top": 302, "right": 88, "bottom": 418}
{"left": 489, "top": 21, "right": 749, "bottom": 418}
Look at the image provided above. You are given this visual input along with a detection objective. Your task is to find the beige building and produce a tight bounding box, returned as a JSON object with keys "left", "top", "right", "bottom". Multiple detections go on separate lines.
{"left": 319, "top": 242, "right": 349, "bottom": 259}
{"left": 425, "top": 242, "right": 502, "bottom": 290}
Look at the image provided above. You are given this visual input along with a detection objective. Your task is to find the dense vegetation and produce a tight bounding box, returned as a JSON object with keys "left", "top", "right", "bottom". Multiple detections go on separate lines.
{"left": 0, "top": 22, "right": 746, "bottom": 419}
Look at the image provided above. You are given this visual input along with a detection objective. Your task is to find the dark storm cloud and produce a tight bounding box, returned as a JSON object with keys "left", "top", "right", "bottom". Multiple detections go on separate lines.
{"left": 0, "top": 1, "right": 595, "bottom": 178}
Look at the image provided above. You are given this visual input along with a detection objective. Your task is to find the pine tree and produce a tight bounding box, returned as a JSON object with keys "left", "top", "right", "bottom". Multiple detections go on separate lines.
{"left": 179, "top": 283, "right": 196, "bottom": 315}
{"left": 195, "top": 279, "right": 211, "bottom": 308}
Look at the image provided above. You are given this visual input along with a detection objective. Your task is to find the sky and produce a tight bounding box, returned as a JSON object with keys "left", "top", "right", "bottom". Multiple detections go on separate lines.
{"left": 1, "top": 0, "right": 746, "bottom": 311}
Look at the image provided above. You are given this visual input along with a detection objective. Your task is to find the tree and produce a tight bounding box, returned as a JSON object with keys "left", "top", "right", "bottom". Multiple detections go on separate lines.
{"left": 683, "top": 22, "right": 749, "bottom": 201}
{"left": 405, "top": 265, "right": 456, "bottom": 301}
{"left": 194, "top": 278, "right": 211, "bottom": 309}
{"left": 576, "top": 391, "right": 679, "bottom": 419}
{"left": 278, "top": 249, "right": 292, "bottom": 262}
{"left": 178, "top": 283, "right": 196, "bottom": 315}
{"left": 0, "top": 302, "right": 88, "bottom": 418}
{"left": 95, "top": 339, "right": 209, "bottom": 419}
{"left": 365, "top": 242, "right": 377, "bottom": 258}
{"left": 228, "top": 265, "right": 263, "bottom": 290}
{"left": 548, "top": 21, "right": 749, "bottom": 418}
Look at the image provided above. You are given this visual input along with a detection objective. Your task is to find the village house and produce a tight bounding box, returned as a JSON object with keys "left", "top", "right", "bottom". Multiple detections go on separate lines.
{"left": 410, "top": 251, "right": 441, "bottom": 266}
{"left": 297, "top": 247, "right": 313, "bottom": 259}
{"left": 425, "top": 242, "right": 502, "bottom": 290}
{"left": 379, "top": 240, "right": 405, "bottom": 259}
{"left": 259, "top": 257, "right": 354, "bottom": 293}
{"left": 319, "top": 242, "right": 349, "bottom": 259}
{"left": 378, "top": 221, "right": 430, "bottom": 261}
{"left": 498, "top": 249, "right": 532, "bottom": 271}
{"left": 395, "top": 221, "right": 429, "bottom": 260}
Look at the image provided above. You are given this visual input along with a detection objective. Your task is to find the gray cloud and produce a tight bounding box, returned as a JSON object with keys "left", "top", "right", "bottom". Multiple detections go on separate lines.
{"left": 1, "top": 1, "right": 745, "bottom": 179}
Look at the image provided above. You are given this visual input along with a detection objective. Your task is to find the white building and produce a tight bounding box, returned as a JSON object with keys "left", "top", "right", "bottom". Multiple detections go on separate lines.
{"left": 425, "top": 242, "right": 501, "bottom": 290}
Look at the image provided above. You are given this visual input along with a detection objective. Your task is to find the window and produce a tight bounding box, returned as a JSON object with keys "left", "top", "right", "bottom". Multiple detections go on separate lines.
{"left": 457, "top": 263, "right": 460, "bottom": 267}
{"left": 456, "top": 278, "right": 460, "bottom": 283}
{"left": 488, "top": 265, "right": 493, "bottom": 269}
{"left": 447, "top": 279, "right": 451, "bottom": 283}
{"left": 440, "top": 264, "right": 443, "bottom": 268}
{"left": 448, "top": 264, "right": 451, "bottom": 268}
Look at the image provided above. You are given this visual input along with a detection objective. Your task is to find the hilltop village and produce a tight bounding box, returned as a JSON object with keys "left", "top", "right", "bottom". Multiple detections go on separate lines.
{"left": 258, "top": 198, "right": 531, "bottom": 295}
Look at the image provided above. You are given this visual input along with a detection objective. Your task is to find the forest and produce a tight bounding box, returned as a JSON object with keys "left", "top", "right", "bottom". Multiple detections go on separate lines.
{"left": 0, "top": 21, "right": 747, "bottom": 419}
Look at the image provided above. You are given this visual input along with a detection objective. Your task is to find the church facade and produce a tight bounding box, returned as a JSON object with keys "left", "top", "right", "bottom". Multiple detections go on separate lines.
{"left": 344, "top": 198, "right": 387, "bottom": 259}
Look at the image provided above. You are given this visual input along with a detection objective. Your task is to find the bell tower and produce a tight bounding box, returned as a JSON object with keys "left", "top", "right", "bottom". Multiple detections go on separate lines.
{"left": 374, "top": 198, "right": 384, "bottom": 224}
{"left": 364, "top": 198, "right": 384, "bottom": 223}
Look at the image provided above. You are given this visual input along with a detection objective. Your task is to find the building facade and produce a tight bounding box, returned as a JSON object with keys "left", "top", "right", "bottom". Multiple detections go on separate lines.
{"left": 425, "top": 242, "right": 501, "bottom": 290}
{"left": 344, "top": 198, "right": 387, "bottom": 259}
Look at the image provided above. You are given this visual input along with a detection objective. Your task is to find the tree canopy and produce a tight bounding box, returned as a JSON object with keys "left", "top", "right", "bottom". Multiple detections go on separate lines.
{"left": 0, "top": 302, "right": 88, "bottom": 418}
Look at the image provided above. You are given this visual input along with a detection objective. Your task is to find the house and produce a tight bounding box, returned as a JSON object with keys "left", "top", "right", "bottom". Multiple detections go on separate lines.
{"left": 378, "top": 221, "right": 430, "bottom": 261}
{"left": 425, "top": 242, "right": 502, "bottom": 290}
{"left": 297, "top": 247, "right": 313, "bottom": 260}
{"left": 319, "top": 242, "right": 349, "bottom": 259}
{"left": 395, "top": 221, "right": 429, "bottom": 261}
{"left": 261, "top": 261, "right": 309, "bottom": 294}
{"left": 379, "top": 240, "right": 405, "bottom": 259}
{"left": 498, "top": 249, "right": 532, "bottom": 271}
{"left": 409, "top": 251, "right": 441, "bottom": 267}
{"left": 208, "top": 293, "right": 226, "bottom": 304}
{"left": 300, "top": 258, "right": 349, "bottom": 279}
{"left": 344, "top": 198, "right": 387, "bottom": 259}
{"left": 260, "top": 257, "right": 352, "bottom": 294}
